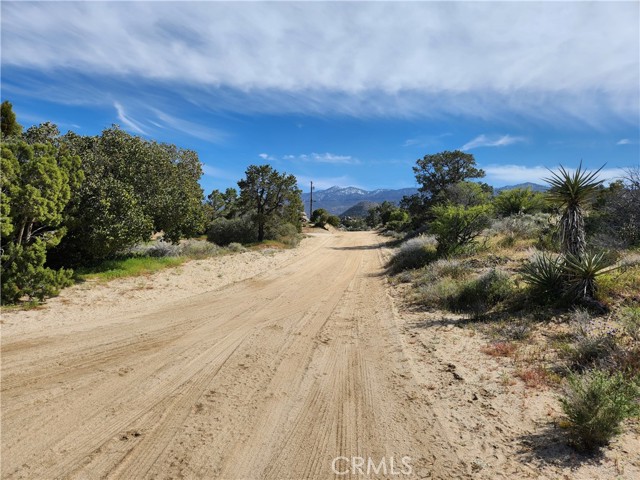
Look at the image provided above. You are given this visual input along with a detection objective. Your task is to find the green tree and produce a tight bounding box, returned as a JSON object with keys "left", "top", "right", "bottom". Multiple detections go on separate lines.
{"left": 439, "top": 181, "right": 493, "bottom": 207}
{"left": 407, "top": 150, "right": 486, "bottom": 224}
{"left": 52, "top": 127, "right": 205, "bottom": 264}
{"left": 237, "top": 165, "right": 302, "bottom": 241}
{"left": 1, "top": 100, "right": 22, "bottom": 138}
{"left": 1, "top": 115, "right": 82, "bottom": 303}
{"left": 206, "top": 187, "right": 238, "bottom": 221}
{"left": 545, "top": 163, "right": 603, "bottom": 258}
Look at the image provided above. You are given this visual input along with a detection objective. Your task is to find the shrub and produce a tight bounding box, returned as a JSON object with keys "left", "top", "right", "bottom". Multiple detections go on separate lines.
{"left": 180, "top": 240, "right": 220, "bottom": 259}
{"left": 493, "top": 188, "right": 545, "bottom": 216}
{"left": 429, "top": 259, "right": 468, "bottom": 280}
{"left": 268, "top": 222, "right": 302, "bottom": 247}
{"left": 146, "top": 241, "right": 182, "bottom": 258}
{"left": 620, "top": 306, "right": 640, "bottom": 341}
{"left": 564, "top": 313, "right": 617, "bottom": 371}
{"left": 560, "top": 370, "right": 640, "bottom": 451}
{"left": 431, "top": 204, "right": 493, "bottom": 256}
{"left": 412, "top": 276, "right": 461, "bottom": 308}
{"left": 491, "top": 213, "right": 549, "bottom": 240}
{"left": 389, "top": 235, "right": 438, "bottom": 273}
{"left": 207, "top": 216, "right": 257, "bottom": 246}
{"left": 1, "top": 241, "right": 74, "bottom": 304}
{"left": 327, "top": 215, "right": 341, "bottom": 228}
{"left": 311, "top": 208, "right": 330, "bottom": 227}
{"left": 451, "top": 269, "right": 514, "bottom": 315}
{"left": 227, "top": 242, "right": 246, "bottom": 253}
{"left": 520, "top": 251, "right": 566, "bottom": 304}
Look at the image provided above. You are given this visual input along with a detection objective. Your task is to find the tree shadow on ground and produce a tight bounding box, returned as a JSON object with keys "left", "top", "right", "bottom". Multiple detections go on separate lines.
{"left": 516, "top": 424, "right": 606, "bottom": 472}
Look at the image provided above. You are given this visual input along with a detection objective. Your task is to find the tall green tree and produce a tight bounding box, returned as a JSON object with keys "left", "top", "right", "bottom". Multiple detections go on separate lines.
{"left": 52, "top": 127, "right": 205, "bottom": 264}
{"left": 237, "top": 165, "right": 302, "bottom": 241}
{"left": 403, "top": 150, "right": 486, "bottom": 224}
{"left": 1, "top": 111, "right": 83, "bottom": 303}
{"left": 1, "top": 100, "right": 22, "bottom": 138}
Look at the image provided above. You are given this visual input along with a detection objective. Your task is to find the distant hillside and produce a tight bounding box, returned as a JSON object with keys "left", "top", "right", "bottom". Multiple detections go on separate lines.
{"left": 495, "top": 182, "right": 547, "bottom": 192}
{"left": 339, "top": 201, "right": 379, "bottom": 218}
{"left": 301, "top": 186, "right": 417, "bottom": 215}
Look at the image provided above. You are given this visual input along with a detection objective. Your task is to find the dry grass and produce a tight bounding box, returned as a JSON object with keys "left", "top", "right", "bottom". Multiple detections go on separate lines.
{"left": 481, "top": 341, "right": 518, "bottom": 357}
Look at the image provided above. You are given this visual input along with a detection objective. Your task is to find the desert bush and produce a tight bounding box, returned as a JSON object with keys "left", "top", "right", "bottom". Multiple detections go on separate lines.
{"left": 491, "top": 213, "right": 549, "bottom": 240}
{"left": 326, "top": 215, "right": 341, "bottom": 228}
{"left": 180, "top": 240, "right": 220, "bottom": 259}
{"left": 493, "top": 188, "right": 545, "bottom": 216}
{"left": 564, "top": 313, "right": 617, "bottom": 371}
{"left": 412, "top": 277, "right": 461, "bottom": 308}
{"left": 146, "top": 241, "right": 182, "bottom": 258}
{"left": 429, "top": 259, "right": 468, "bottom": 280}
{"left": 227, "top": 242, "right": 246, "bottom": 253}
{"left": 431, "top": 204, "right": 493, "bottom": 256}
{"left": 450, "top": 269, "right": 514, "bottom": 315}
{"left": 207, "top": 216, "right": 257, "bottom": 246}
{"left": 520, "top": 251, "right": 566, "bottom": 304}
{"left": 389, "top": 235, "right": 438, "bottom": 273}
{"left": 267, "top": 222, "right": 302, "bottom": 247}
{"left": 620, "top": 306, "right": 640, "bottom": 342}
{"left": 560, "top": 369, "right": 640, "bottom": 451}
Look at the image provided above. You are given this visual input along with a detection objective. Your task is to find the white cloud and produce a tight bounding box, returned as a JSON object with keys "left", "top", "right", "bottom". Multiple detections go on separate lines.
{"left": 114, "top": 102, "right": 148, "bottom": 135}
{"left": 461, "top": 134, "right": 526, "bottom": 151}
{"left": 617, "top": 138, "right": 632, "bottom": 145}
{"left": 483, "top": 164, "right": 626, "bottom": 186}
{"left": 2, "top": 2, "right": 637, "bottom": 122}
{"left": 151, "top": 108, "right": 227, "bottom": 144}
{"left": 280, "top": 153, "right": 360, "bottom": 165}
{"left": 258, "top": 153, "right": 276, "bottom": 161}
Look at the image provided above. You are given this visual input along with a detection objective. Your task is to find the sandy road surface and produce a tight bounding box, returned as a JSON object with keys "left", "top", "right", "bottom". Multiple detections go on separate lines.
{"left": 1, "top": 232, "right": 462, "bottom": 479}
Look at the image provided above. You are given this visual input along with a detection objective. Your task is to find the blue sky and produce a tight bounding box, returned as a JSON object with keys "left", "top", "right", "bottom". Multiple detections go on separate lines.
{"left": 2, "top": 1, "right": 639, "bottom": 194}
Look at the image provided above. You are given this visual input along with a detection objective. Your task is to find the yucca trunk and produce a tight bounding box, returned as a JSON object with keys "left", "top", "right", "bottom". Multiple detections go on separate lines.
{"left": 560, "top": 203, "right": 586, "bottom": 258}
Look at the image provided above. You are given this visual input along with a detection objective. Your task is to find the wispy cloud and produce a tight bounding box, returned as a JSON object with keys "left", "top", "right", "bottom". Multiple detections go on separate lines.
{"left": 483, "top": 164, "right": 626, "bottom": 186}
{"left": 258, "top": 153, "right": 276, "bottom": 161}
{"left": 2, "top": 2, "right": 637, "bottom": 123}
{"left": 461, "top": 134, "right": 526, "bottom": 151}
{"left": 114, "top": 102, "right": 148, "bottom": 135}
{"left": 402, "top": 133, "right": 452, "bottom": 148}
{"left": 151, "top": 108, "right": 227, "bottom": 144}
{"left": 280, "top": 153, "right": 360, "bottom": 165}
{"left": 617, "top": 138, "right": 633, "bottom": 145}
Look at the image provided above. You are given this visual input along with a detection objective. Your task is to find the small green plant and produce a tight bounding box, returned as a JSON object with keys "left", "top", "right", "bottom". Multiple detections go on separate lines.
{"left": 227, "top": 242, "right": 246, "bottom": 253}
{"left": 520, "top": 251, "right": 566, "bottom": 304}
{"left": 560, "top": 369, "right": 640, "bottom": 451}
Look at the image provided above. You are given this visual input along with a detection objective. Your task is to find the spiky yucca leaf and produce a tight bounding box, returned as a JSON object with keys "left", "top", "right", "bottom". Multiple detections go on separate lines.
{"left": 563, "top": 252, "right": 617, "bottom": 301}
{"left": 520, "top": 252, "right": 566, "bottom": 302}
{"left": 544, "top": 163, "right": 604, "bottom": 208}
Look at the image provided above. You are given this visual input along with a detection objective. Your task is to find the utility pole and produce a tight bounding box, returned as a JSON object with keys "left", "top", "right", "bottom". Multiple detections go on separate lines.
{"left": 309, "top": 181, "right": 314, "bottom": 220}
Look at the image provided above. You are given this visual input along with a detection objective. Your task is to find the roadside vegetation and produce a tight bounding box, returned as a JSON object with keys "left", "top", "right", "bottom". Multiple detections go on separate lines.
{"left": 381, "top": 149, "right": 640, "bottom": 453}
{"left": 1, "top": 101, "right": 303, "bottom": 305}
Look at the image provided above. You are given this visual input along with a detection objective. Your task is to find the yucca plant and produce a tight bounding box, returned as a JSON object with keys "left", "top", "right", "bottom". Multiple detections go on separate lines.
{"left": 520, "top": 252, "right": 566, "bottom": 303}
{"left": 544, "top": 163, "right": 604, "bottom": 258}
{"left": 563, "top": 251, "right": 616, "bottom": 301}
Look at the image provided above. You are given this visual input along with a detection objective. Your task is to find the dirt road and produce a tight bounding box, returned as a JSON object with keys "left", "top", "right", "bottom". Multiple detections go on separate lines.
{"left": 1, "top": 232, "right": 462, "bottom": 479}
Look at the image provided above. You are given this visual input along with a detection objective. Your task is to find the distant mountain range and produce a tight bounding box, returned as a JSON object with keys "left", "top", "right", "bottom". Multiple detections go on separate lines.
{"left": 301, "top": 182, "right": 547, "bottom": 217}
{"left": 495, "top": 182, "right": 547, "bottom": 192}
{"left": 301, "top": 186, "right": 418, "bottom": 215}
